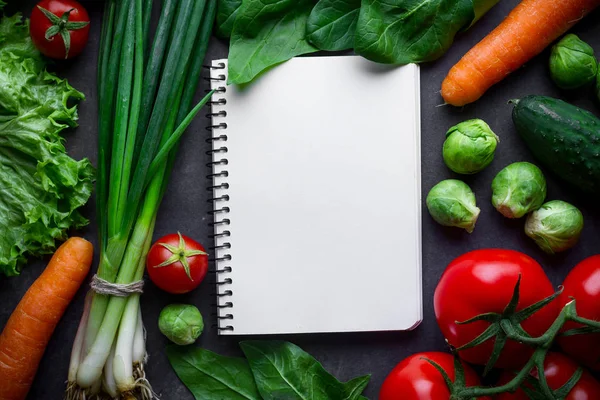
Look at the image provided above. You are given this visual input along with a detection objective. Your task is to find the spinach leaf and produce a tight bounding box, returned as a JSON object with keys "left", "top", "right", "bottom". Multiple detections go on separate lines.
{"left": 354, "top": 0, "right": 475, "bottom": 64}
{"left": 306, "top": 0, "right": 361, "bottom": 51}
{"left": 216, "top": 0, "right": 243, "bottom": 38}
{"left": 240, "top": 341, "right": 370, "bottom": 400}
{"left": 228, "top": 0, "right": 318, "bottom": 85}
{"left": 167, "top": 346, "right": 262, "bottom": 400}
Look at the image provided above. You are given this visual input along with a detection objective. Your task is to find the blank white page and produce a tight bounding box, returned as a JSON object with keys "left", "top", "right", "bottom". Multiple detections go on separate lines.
{"left": 210, "top": 56, "right": 422, "bottom": 335}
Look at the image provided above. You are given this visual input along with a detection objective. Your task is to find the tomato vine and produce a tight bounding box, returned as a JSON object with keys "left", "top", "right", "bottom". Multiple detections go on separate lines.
{"left": 432, "top": 279, "right": 600, "bottom": 398}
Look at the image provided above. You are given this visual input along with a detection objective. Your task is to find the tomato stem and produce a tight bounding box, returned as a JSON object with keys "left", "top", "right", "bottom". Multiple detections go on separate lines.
{"left": 455, "top": 275, "right": 563, "bottom": 375}
{"left": 37, "top": 5, "right": 89, "bottom": 59}
{"left": 452, "top": 300, "right": 598, "bottom": 398}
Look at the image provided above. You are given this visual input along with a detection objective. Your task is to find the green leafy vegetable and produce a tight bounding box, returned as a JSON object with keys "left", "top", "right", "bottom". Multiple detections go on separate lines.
{"left": 167, "top": 346, "right": 262, "bottom": 400}
{"left": 167, "top": 341, "right": 371, "bottom": 400}
{"left": 307, "top": 0, "right": 361, "bottom": 51}
{"left": 225, "top": 0, "right": 500, "bottom": 82}
{"left": 241, "top": 341, "right": 370, "bottom": 400}
{"left": 216, "top": 0, "right": 243, "bottom": 38}
{"left": 228, "top": 0, "right": 318, "bottom": 85}
{"left": 354, "top": 0, "right": 492, "bottom": 64}
{"left": 0, "top": 13, "right": 93, "bottom": 276}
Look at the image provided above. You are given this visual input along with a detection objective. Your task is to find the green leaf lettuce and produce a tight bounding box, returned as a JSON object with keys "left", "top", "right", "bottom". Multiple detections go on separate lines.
{"left": 0, "top": 13, "right": 93, "bottom": 276}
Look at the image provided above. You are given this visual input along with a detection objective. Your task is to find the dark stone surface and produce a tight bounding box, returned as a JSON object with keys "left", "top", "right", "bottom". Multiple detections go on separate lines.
{"left": 1, "top": 0, "right": 600, "bottom": 398}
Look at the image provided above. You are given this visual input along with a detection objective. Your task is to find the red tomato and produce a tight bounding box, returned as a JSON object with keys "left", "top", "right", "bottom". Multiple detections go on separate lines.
{"left": 495, "top": 352, "right": 600, "bottom": 399}
{"left": 380, "top": 352, "right": 490, "bottom": 400}
{"left": 146, "top": 233, "right": 208, "bottom": 294}
{"left": 30, "top": 0, "right": 90, "bottom": 59}
{"left": 434, "top": 249, "right": 560, "bottom": 368}
{"left": 558, "top": 255, "right": 600, "bottom": 371}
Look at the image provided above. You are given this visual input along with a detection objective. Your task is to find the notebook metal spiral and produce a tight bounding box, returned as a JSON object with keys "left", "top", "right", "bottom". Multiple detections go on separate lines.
{"left": 204, "top": 62, "right": 234, "bottom": 332}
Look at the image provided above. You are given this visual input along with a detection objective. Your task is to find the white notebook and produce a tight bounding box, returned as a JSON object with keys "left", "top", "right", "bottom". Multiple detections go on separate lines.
{"left": 208, "top": 56, "right": 422, "bottom": 335}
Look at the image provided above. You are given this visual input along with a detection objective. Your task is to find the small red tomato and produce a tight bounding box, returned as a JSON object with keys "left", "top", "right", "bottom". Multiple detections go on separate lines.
{"left": 380, "top": 352, "right": 490, "bottom": 400}
{"left": 146, "top": 232, "right": 208, "bottom": 294}
{"left": 30, "top": 0, "right": 90, "bottom": 59}
{"left": 495, "top": 352, "right": 600, "bottom": 399}
{"left": 558, "top": 255, "right": 600, "bottom": 371}
{"left": 434, "top": 249, "right": 560, "bottom": 369}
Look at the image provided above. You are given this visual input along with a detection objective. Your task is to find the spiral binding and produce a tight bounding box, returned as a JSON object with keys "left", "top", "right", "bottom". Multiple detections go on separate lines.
{"left": 205, "top": 62, "right": 234, "bottom": 332}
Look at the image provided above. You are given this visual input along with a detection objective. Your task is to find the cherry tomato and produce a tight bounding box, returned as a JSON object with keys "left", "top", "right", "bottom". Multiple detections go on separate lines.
{"left": 380, "top": 352, "right": 490, "bottom": 400}
{"left": 146, "top": 232, "right": 208, "bottom": 294}
{"left": 434, "top": 249, "right": 560, "bottom": 369}
{"left": 558, "top": 255, "right": 600, "bottom": 371}
{"left": 30, "top": 0, "right": 90, "bottom": 59}
{"left": 495, "top": 352, "right": 600, "bottom": 399}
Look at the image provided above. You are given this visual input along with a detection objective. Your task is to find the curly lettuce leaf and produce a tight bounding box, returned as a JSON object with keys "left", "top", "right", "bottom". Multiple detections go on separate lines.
{"left": 0, "top": 13, "right": 93, "bottom": 276}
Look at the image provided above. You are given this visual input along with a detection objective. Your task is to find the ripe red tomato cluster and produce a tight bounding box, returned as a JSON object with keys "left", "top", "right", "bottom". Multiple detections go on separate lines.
{"left": 380, "top": 250, "right": 600, "bottom": 400}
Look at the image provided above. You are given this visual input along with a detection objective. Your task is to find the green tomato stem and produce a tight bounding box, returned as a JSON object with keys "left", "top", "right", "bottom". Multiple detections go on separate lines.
{"left": 453, "top": 301, "right": 584, "bottom": 398}
{"left": 570, "top": 314, "right": 600, "bottom": 330}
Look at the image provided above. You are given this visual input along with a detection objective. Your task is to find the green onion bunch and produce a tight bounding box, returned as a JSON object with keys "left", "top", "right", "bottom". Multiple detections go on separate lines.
{"left": 66, "top": 0, "right": 215, "bottom": 398}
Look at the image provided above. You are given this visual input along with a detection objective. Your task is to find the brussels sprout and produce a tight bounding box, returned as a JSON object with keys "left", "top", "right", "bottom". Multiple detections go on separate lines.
{"left": 492, "top": 162, "right": 546, "bottom": 218}
{"left": 525, "top": 200, "right": 584, "bottom": 254}
{"left": 426, "top": 179, "right": 480, "bottom": 233}
{"left": 443, "top": 119, "right": 499, "bottom": 174}
{"left": 158, "top": 304, "right": 204, "bottom": 345}
{"left": 549, "top": 34, "right": 598, "bottom": 90}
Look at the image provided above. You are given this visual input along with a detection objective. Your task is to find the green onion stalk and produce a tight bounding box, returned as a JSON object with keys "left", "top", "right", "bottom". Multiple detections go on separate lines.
{"left": 66, "top": 0, "right": 216, "bottom": 398}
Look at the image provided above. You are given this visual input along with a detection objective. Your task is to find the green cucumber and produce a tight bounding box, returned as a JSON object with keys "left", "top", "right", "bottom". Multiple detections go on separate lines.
{"left": 512, "top": 95, "right": 600, "bottom": 194}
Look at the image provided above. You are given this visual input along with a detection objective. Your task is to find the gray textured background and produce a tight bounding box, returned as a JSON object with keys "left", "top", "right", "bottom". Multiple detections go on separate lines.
{"left": 1, "top": 0, "right": 600, "bottom": 398}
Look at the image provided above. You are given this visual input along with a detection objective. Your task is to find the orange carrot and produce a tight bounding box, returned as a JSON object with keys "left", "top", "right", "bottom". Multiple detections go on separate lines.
{"left": 442, "top": 0, "right": 600, "bottom": 106}
{"left": 0, "top": 237, "right": 93, "bottom": 400}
